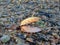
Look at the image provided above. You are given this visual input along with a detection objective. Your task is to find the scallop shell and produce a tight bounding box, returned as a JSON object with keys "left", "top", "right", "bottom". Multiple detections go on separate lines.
{"left": 20, "top": 17, "right": 40, "bottom": 26}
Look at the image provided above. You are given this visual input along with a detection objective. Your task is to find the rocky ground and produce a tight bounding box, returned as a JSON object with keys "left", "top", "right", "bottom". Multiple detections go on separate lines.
{"left": 0, "top": 0, "right": 60, "bottom": 45}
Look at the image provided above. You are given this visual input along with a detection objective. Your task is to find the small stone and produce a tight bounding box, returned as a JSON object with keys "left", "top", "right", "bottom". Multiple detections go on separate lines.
{"left": 0, "top": 18, "right": 7, "bottom": 21}
{"left": 41, "top": 15, "right": 47, "bottom": 20}
{"left": 36, "top": 20, "right": 45, "bottom": 27}
{"left": 17, "top": 37, "right": 24, "bottom": 45}
{"left": 0, "top": 0, "right": 10, "bottom": 5}
{"left": 0, "top": 33, "right": 3, "bottom": 38}
{"left": 16, "top": 33, "right": 26, "bottom": 39}
{"left": 56, "top": 21, "right": 60, "bottom": 26}
{"left": 1, "top": 35, "right": 10, "bottom": 43}
{"left": 26, "top": 38, "right": 33, "bottom": 42}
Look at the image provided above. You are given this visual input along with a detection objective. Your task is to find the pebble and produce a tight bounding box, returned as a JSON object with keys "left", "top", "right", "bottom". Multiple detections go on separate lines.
{"left": 16, "top": 33, "right": 26, "bottom": 39}
{"left": 0, "top": 0, "right": 11, "bottom": 5}
{"left": 26, "top": 38, "right": 33, "bottom": 42}
{"left": 56, "top": 21, "right": 60, "bottom": 26}
{"left": 0, "top": 35, "right": 10, "bottom": 43}
{"left": 36, "top": 20, "right": 45, "bottom": 27}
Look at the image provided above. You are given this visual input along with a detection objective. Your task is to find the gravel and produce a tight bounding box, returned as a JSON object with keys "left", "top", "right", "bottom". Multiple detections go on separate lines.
{"left": 0, "top": 0, "right": 60, "bottom": 45}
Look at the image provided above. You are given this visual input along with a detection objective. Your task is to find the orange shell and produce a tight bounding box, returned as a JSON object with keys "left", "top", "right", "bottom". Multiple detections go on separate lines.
{"left": 20, "top": 17, "right": 40, "bottom": 26}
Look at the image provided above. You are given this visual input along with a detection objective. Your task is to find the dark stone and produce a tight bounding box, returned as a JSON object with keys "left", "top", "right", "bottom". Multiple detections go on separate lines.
{"left": 29, "top": 42, "right": 36, "bottom": 45}
{"left": 38, "top": 11, "right": 52, "bottom": 18}
{"left": 47, "top": 31, "right": 52, "bottom": 35}
{"left": 0, "top": 35, "right": 2, "bottom": 38}
{"left": 16, "top": 33, "right": 26, "bottom": 40}
{"left": 48, "top": 21, "right": 57, "bottom": 26}
{"left": 16, "top": 26, "right": 21, "bottom": 30}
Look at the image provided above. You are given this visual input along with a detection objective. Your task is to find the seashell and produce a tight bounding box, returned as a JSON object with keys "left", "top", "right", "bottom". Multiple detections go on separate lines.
{"left": 20, "top": 17, "right": 40, "bottom": 26}
{"left": 21, "top": 26, "right": 41, "bottom": 33}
